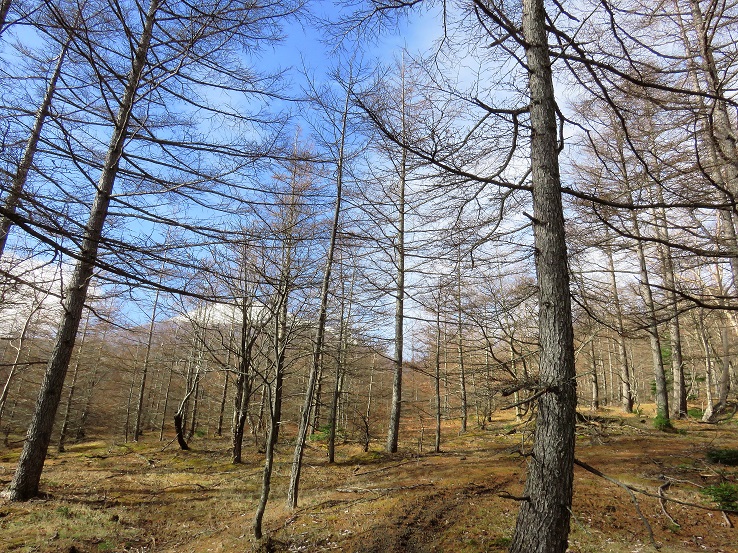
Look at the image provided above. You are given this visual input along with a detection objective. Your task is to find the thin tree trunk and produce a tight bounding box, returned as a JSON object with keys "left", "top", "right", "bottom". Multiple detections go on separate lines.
{"left": 604, "top": 241, "right": 633, "bottom": 412}
{"left": 510, "top": 0, "right": 577, "bottom": 549}
{"left": 590, "top": 339, "right": 600, "bottom": 411}
{"left": 386, "top": 61, "right": 407, "bottom": 454}
{"left": 159, "top": 362, "right": 174, "bottom": 441}
{"left": 631, "top": 213, "right": 670, "bottom": 422}
{"left": 134, "top": 288, "right": 161, "bottom": 441}
{"left": 0, "top": 37, "right": 69, "bottom": 259}
{"left": 253, "top": 374, "right": 279, "bottom": 540}
{"left": 0, "top": 293, "right": 45, "bottom": 428}
{"left": 287, "top": 81, "right": 350, "bottom": 507}
{"left": 433, "top": 304, "right": 441, "bottom": 453}
{"left": 698, "top": 313, "right": 715, "bottom": 421}
{"left": 217, "top": 368, "right": 229, "bottom": 437}
{"left": 457, "top": 256, "right": 467, "bottom": 433}
{"left": 364, "top": 354, "right": 375, "bottom": 451}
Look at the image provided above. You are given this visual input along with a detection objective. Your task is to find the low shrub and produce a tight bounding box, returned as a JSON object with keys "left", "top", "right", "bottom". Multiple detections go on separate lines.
{"left": 706, "top": 448, "right": 738, "bottom": 466}
{"left": 702, "top": 483, "right": 738, "bottom": 511}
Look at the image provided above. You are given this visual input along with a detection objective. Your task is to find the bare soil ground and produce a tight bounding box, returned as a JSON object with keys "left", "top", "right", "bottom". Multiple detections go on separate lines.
{"left": 1, "top": 407, "right": 737, "bottom": 553}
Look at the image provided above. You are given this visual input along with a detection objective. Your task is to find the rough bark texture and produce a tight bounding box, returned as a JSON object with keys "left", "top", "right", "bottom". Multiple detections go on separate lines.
{"left": 509, "top": 0, "right": 577, "bottom": 550}
{"left": 7, "top": 0, "right": 159, "bottom": 501}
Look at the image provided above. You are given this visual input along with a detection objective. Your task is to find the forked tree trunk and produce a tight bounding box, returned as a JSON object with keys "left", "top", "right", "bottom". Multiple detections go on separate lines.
{"left": 509, "top": 0, "right": 577, "bottom": 550}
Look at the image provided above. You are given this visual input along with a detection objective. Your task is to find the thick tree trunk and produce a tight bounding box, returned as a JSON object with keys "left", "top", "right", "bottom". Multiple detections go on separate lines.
{"left": 57, "top": 312, "right": 90, "bottom": 452}
{"left": 509, "top": 0, "right": 577, "bottom": 550}
{"left": 6, "top": 0, "right": 159, "bottom": 500}
{"left": 174, "top": 411, "right": 189, "bottom": 451}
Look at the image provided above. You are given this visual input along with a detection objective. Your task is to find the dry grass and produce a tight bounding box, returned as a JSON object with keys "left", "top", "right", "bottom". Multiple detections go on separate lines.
{"left": 1, "top": 407, "right": 737, "bottom": 552}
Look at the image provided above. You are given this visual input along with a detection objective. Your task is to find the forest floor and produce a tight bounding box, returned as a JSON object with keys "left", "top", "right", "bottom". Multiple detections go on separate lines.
{"left": 0, "top": 406, "right": 737, "bottom": 553}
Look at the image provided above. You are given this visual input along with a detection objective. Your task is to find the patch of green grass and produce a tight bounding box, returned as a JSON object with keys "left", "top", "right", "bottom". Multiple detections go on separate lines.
{"left": 706, "top": 448, "right": 738, "bottom": 466}
{"left": 687, "top": 407, "right": 703, "bottom": 418}
{"left": 653, "top": 412, "right": 674, "bottom": 432}
{"left": 55, "top": 505, "right": 73, "bottom": 519}
{"left": 702, "top": 483, "right": 738, "bottom": 511}
{"left": 97, "top": 540, "right": 116, "bottom": 551}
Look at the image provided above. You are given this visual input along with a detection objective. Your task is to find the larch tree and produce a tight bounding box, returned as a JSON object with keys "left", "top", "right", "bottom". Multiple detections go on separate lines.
{"left": 5, "top": 0, "right": 304, "bottom": 501}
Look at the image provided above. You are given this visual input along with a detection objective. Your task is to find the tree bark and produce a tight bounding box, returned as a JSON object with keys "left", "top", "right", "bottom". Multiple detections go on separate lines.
{"left": 287, "top": 79, "right": 350, "bottom": 507}
{"left": 7, "top": 0, "right": 159, "bottom": 500}
{"left": 386, "top": 61, "right": 407, "bottom": 454}
{"left": 604, "top": 241, "right": 633, "bottom": 413}
{"left": 134, "top": 288, "right": 161, "bottom": 441}
{"left": 0, "top": 37, "right": 69, "bottom": 259}
{"left": 57, "top": 311, "right": 91, "bottom": 452}
{"left": 509, "top": 0, "right": 577, "bottom": 550}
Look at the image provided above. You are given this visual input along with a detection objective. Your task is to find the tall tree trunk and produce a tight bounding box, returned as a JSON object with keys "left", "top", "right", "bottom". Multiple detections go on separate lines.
{"left": 604, "top": 241, "right": 633, "bottom": 413}
{"left": 509, "top": 0, "right": 577, "bottom": 550}
{"left": 6, "top": 0, "right": 159, "bottom": 501}
{"left": 630, "top": 210, "right": 670, "bottom": 422}
{"left": 217, "top": 368, "right": 229, "bottom": 437}
{"left": 134, "top": 288, "right": 161, "bottom": 441}
{"left": 253, "top": 305, "right": 288, "bottom": 539}
{"left": 697, "top": 312, "right": 716, "bottom": 421}
{"left": 287, "top": 80, "right": 350, "bottom": 507}
{"left": 457, "top": 255, "right": 468, "bottom": 433}
{"left": 386, "top": 62, "right": 407, "bottom": 454}
{"left": 0, "top": 37, "right": 69, "bottom": 259}
{"left": 433, "top": 304, "right": 441, "bottom": 453}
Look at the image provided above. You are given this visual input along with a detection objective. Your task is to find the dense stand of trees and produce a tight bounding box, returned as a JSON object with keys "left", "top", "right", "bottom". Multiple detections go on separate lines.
{"left": 1, "top": 0, "right": 738, "bottom": 549}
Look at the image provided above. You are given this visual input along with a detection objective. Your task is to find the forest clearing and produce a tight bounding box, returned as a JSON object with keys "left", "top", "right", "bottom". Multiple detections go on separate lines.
{"left": 4, "top": 0, "right": 738, "bottom": 551}
{"left": 1, "top": 406, "right": 736, "bottom": 553}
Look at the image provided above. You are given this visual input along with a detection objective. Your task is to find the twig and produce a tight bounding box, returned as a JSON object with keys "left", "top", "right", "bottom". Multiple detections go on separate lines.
{"left": 498, "top": 491, "right": 529, "bottom": 501}
{"left": 722, "top": 511, "right": 733, "bottom": 528}
{"left": 502, "top": 387, "right": 550, "bottom": 410}
{"left": 574, "top": 458, "right": 658, "bottom": 549}
{"left": 353, "top": 459, "right": 417, "bottom": 476}
{"left": 658, "top": 482, "right": 679, "bottom": 527}
{"left": 337, "top": 483, "right": 433, "bottom": 494}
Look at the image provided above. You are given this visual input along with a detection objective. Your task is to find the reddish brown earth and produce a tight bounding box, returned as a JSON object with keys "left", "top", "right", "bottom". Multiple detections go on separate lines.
{"left": 0, "top": 407, "right": 736, "bottom": 552}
